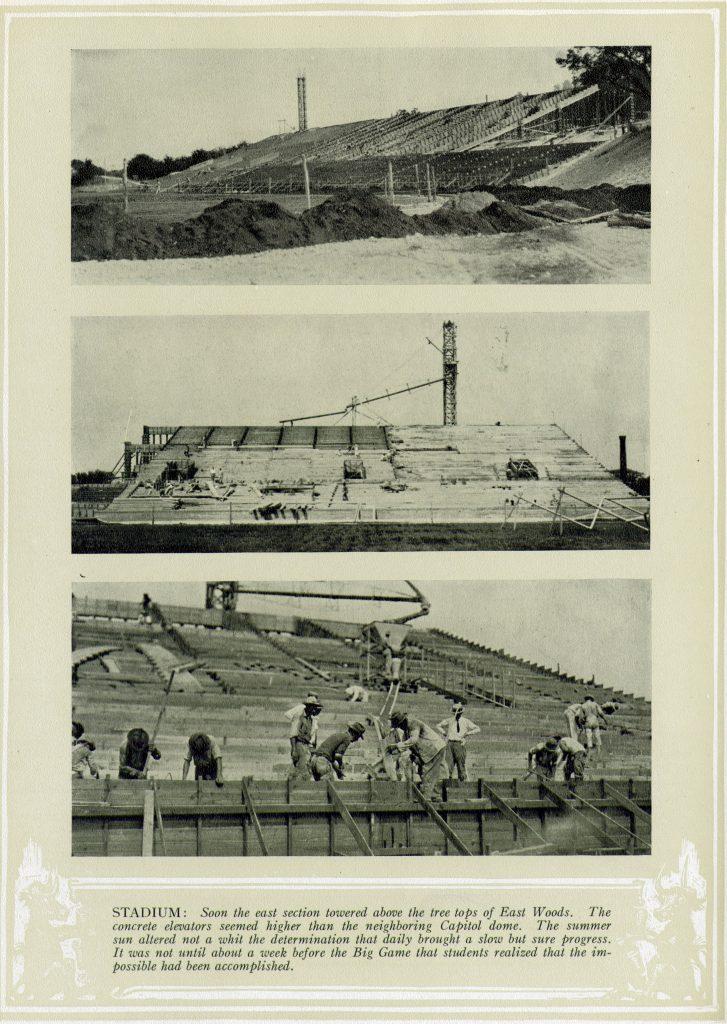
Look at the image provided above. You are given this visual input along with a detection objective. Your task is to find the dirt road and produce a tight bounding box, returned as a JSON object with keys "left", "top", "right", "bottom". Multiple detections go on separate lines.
{"left": 72, "top": 221, "right": 649, "bottom": 285}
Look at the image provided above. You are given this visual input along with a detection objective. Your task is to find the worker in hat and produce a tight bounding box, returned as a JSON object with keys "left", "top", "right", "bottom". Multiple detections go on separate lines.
{"left": 564, "top": 702, "right": 586, "bottom": 742}
{"left": 118, "top": 728, "right": 161, "bottom": 780}
{"left": 72, "top": 721, "right": 100, "bottom": 779}
{"left": 581, "top": 695, "right": 608, "bottom": 752}
{"left": 310, "top": 722, "right": 366, "bottom": 781}
{"left": 436, "top": 702, "right": 481, "bottom": 781}
{"left": 285, "top": 696, "right": 322, "bottom": 779}
{"left": 182, "top": 733, "right": 224, "bottom": 787}
{"left": 388, "top": 711, "right": 447, "bottom": 800}
{"left": 527, "top": 736, "right": 561, "bottom": 779}
{"left": 556, "top": 735, "right": 588, "bottom": 793}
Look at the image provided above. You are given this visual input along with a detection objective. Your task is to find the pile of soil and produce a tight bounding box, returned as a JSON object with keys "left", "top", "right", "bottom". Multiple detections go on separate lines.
{"left": 169, "top": 198, "right": 307, "bottom": 256}
{"left": 301, "top": 188, "right": 413, "bottom": 243}
{"left": 73, "top": 185, "right": 620, "bottom": 263}
{"left": 521, "top": 199, "right": 593, "bottom": 220}
{"left": 489, "top": 183, "right": 650, "bottom": 214}
{"left": 416, "top": 195, "right": 539, "bottom": 236}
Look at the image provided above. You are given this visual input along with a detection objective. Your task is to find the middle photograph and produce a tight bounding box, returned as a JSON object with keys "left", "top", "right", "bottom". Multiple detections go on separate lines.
{"left": 71, "top": 312, "right": 650, "bottom": 553}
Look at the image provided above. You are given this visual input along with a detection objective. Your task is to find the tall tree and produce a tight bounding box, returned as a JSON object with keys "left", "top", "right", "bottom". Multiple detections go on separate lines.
{"left": 557, "top": 46, "right": 651, "bottom": 102}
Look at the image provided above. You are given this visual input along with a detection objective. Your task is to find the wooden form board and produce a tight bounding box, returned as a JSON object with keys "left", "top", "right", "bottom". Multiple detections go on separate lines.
{"left": 72, "top": 778, "right": 650, "bottom": 858}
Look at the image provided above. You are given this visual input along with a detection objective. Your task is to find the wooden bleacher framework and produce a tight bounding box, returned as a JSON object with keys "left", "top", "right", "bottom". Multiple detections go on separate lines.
{"left": 72, "top": 595, "right": 651, "bottom": 856}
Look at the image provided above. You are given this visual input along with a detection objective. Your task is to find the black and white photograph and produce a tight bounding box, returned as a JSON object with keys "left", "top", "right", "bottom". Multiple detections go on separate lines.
{"left": 72, "top": 313, "right": 650, "bottom": 553}
{"left": 71, "top": 580, "right": 651, "bottom": 857}
{"left": 72, "top": 46, "right": 651, "bottom": 285}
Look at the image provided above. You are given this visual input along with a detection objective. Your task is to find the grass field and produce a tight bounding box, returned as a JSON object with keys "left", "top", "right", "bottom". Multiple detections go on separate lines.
{"left": 72, "top": 520, "right": 649, "bottom": 553}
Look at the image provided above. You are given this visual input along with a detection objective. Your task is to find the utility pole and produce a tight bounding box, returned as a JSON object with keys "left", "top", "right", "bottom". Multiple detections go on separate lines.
{"left": 442, "top": 321, "right": 458, "bottom": 426}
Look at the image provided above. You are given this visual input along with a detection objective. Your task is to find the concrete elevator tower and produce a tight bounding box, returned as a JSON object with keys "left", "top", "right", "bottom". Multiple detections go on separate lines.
{"left": 442, "top": 321, "right": 458, "bottom": 426}
{"left": 297, "top": 74, "right": 308, "bottom": 132}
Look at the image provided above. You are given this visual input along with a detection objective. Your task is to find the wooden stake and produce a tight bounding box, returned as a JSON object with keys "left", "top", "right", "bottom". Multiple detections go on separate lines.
{"left": 122, "top": 158, "right": 128, "bottom": 213}
{"left": 302, "top": 155, "right": 311, "bottom": 210}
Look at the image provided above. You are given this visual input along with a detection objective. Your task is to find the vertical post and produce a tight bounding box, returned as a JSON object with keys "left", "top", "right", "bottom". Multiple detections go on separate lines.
{"left": 387, "top": 160, "right": 395, "bottom": 205}
{"left": 302, "top": 155, "right": 311, "bottom": 210}
{"left": 123, "top": 442, "right": 133, "bottom": 479}
{"left": 414, "top": 162, "right": 420, "bottom": 195}
{"left": 425, "top": 163, "right": 432, "bottom": 202}
{"left": 619, "top": 435, "right": 628, "bottom": 481}
{"left": 122, "top": 158, "right": 129, "bottom": 213}
{"left": 268, "top": 177, "right": 272, "bottom": 196}
{"left": 141, "top": 788, "right": 155, "bottom": 856}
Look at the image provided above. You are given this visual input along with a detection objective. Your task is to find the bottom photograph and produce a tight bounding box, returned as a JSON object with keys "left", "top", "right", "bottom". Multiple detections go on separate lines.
{"left": 71, "top": 579, "right": 651, "bottom": 858}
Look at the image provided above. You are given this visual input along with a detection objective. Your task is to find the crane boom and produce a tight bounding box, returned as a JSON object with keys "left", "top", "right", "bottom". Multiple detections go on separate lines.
{"left": 280, "top": 378, "right": 444, "bottom": 425}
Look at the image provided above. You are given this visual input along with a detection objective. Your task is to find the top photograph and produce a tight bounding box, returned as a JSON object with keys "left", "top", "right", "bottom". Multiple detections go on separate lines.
{"left": 71, "top": 46, "right": 651, "bottom": 286}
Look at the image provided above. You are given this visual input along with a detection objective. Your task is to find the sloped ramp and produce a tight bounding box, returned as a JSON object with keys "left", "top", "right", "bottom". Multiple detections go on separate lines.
{"left": 136, "top": 643, "right": 204, "bottom": 693}
{"left": 72, "top": 645, "right": 120, "bottom": 669}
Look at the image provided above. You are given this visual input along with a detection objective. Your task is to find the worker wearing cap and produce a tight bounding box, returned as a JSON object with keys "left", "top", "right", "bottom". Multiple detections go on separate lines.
{"left": 556, "top": 735, "right": 588, "bottom": 793}
{"left": 564, "top": 702, "right": 586, "bottom": 741}
{"left": 72, "top": 721, "right": 100, "bottom": 779}
{"left": 119, "top": 728, "right": 161, "bottom": 780}
{"left": 284, "top": 693, "right": 319, "bottom": 747}
{"left": 581, "top": 695, "right": 608, "bottom": 751}
{"left": 183, "top": 733, "right": 224, "bottom": 787}
{"left": 310, "top": 722, "right": 366, "bottom": 781}
{"left": 286, "top": 697, "right": 322, "bottom": 779}
{"left": 388, "top": 712, "right": 447, "bottom": 800}
{"left": 436, "top": 702, "right": 481, "bottom": 781}
{"left": 527, "top": 736, "right": 560, "bottom": 779}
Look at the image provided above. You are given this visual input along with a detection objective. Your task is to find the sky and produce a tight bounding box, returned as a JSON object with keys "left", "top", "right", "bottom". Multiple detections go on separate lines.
{"left": 72, "top": 48, "right": 570, "bottom": 167}
{"left": 72, "top": 313, "right": 649, "bottom": 475}
{"left": 73, "top": 580, "right": 651, "bottom": 699}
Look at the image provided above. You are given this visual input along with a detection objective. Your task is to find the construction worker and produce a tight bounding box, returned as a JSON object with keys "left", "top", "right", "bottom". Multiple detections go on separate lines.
{"left": 139, "top": 593, "right": 153, "bottom": 625}
{"left": 72, "top": 721, "right": 99, "bottom": 779}
{"left": 556, "top": 735, "right": 588, "bottom": 793}
{"left": 527, "top": 736, "right": 560, "bottom": 779}
{"left": 436, "top": 702, "right": 481, "bottom": 781}
{"left": 345, "top": 683, "right": 369, "bottom": 703}
{"left": 118, "top": 728, "right": 161, "bottom": 779}
{"left": 285, "top": 696, "right": 322, "bottom": 779}
{"left": 564, "top": 701, "right": 586, "bottom": 741}
{"left": 581, "top": 694, "right": 608, "bottom": 751}
{"left": 388, "top": 711, "right": 447, "bottom": 800}
{"left": 284, "top": 693, "right": 320, "bottom": 754}
{"left": 310, "top": 722, "right": 366, "bottom": 781}
{"left": 182, "top": 733, "right": 224, "bottom": 787}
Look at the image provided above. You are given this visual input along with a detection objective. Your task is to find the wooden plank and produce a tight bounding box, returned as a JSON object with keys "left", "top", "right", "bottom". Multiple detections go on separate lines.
{"left": 411, "top": 785, "right": 473, "bottom": 856}
{"left": 327, "top": 782, "right": 375, "bottom": 856}
{"left": 152, "top": 780, "right": 167, "bottom": 856}
{"left": 538, "top": 779, "right": 628, "bottom": 851}
{"left": 241, "top": 777, "right": 270, "bottom": 856}
{"left": 602, "top": 782, "right": 652, "bottom": 825}
{"left": 478, "top": 781, "right": 548, "bottom": 847}
{"left": 141, "top": 788, "right": 155, "bottom": 857}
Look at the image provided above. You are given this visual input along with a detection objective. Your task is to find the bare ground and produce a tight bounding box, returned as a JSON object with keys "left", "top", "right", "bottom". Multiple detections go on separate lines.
{"left": 72, "top": 221, "right": 649, "bottom": 285}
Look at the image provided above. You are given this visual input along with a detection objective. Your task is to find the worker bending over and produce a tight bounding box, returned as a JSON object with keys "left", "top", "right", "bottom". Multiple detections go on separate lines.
{"left": 119, "top": 728, "right": 161, "bottom": 780}
{"left": 310, "top": 722, "right": 366, "bottom": 781}
{"left": 527, "top": 736, "right": 560, "bottom": 779}
{"left": 557, "top": 735, "right": 588, "bottom": 793}
{"left": 389, "top": 711, "right": 447, "bottom": 800}
{"left": 183, "top": 733, "right": 224, "bottom": 787}
{"left": 436, "top": 702, "right": 480, "bottom": 781}
{"left": 285, "top": 696, "right": 322, "bottom": 779}
{"left": 345, "top": 683, "right": 369, "bottom": 703}
{"left": 72, "top": 721, "right": 99, "bottom": 779}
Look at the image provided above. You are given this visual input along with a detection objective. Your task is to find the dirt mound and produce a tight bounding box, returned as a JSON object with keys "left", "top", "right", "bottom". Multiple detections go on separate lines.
{"left": 301, "top": 188, "right": 413, "bottom": 243}
{"left": 416, "top": 196, "right": 539, "bottom": 236}
{"left": 170, "top": 198, "right": 307, "bottom": 257}
{"left": 71, "top": 202, "right": 171, "bottom": 261}
{"left": 442, "top": 191, "right": 498, "bottom": 214}
{"left": 522, "top": 199, "right": 593, "bottom": 220}
{"left": 490, "top": 183, "right": 650, "bottom": 214}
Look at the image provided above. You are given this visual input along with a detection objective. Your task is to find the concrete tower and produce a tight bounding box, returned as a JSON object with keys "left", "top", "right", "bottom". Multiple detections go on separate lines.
{"left": 442, "top": 321, "right": 458, "bottom": 426}
{"left": 297, "top": 74, "right": 308, "bottom": 132}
